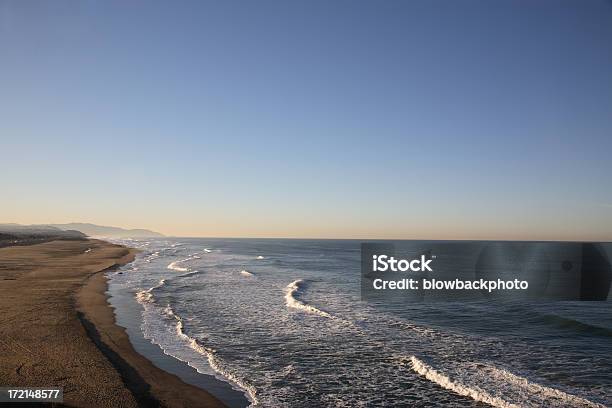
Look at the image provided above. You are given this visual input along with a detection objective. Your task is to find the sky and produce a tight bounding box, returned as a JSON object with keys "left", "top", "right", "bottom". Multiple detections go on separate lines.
{"left": 1, "top": 0, "right": 612, "bottom": 240}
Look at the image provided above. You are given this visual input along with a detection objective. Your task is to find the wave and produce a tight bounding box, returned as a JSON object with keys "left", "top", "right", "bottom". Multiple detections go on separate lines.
{"left": 407, "top": 356, "right": 605, "bottom": 408}
{"left": 256, "top": 255, "right": 264, "bottom": 260}
{"left": 285, "top": 280, "right": 332, "bottom": 319}
{"left": 167, "top": 261, "right": 189, "bottom": 272}
{"left": 144, "top": 251, "right": 160, "bottom": 263}
{"left": 204, "top": 248, "right": 212, "bottom": 253}
{"left": 167, "top": 252, "right": 208, "bottom": 272}
{"left": 135, "top": 279, "right": 166, "bottom": 304}
{"left": 179, "top": 270, "right": 201, "bottom": 278}
{"left": 482, "top": 364, "right": 606, "bottom": 408}
{"left": 162, "top": 305, "right": 259, "bottom": 406}
{"left": 240, "top": 270, "right": 255, "bottom": 277}
{"left": 408, "top": 356, "right": 518, "bottom": 408}
{"left": 135, "top": 290, "right": 153, "bottom": 303}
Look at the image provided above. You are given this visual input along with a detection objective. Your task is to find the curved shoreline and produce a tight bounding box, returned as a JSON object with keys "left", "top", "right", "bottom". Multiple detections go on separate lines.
{"left": 75, "top": 241, "right": 228, "bottom": 408}
{"left": 0, "top": 238, "right": 226, "bottom": 408}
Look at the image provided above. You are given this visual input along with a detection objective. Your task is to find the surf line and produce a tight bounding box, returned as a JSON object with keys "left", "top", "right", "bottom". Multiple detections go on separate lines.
{"left": 163, "top": 305, "right": 259, "bottom": 406}
{"left": 408, "top": 356, "right": 518, "bottom": 408}
{"left": 407, "top": 356, "right": 605, "bottom": 408}
{"left": 285, "top": 279, "right": 333, "bottom": 319}
{"left": 167, "top": 260, "right": 189, "bottom": 272}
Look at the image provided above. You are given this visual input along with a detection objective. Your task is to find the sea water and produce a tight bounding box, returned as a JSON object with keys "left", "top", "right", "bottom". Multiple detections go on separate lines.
{"left": 107, "top": 238, "right": 612, "bottom": 407}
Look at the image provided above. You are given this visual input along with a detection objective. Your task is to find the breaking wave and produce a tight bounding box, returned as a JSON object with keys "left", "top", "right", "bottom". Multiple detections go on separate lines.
{"left": 167, "top": 253, "right": 208, "bottom": 272}
{"left": 407, "top": 356, "right": 605, "bottom": 408}
{"left": 408, "top": 356, "right": 518, "bottom": 408}
{"left": 167, "top": 260, "right": 189, "bottom": 272}
{"left": 482, "top": 364, "right": 606, "bottom": 408}
{"left": 240, "top": 270, "right": 255, "bottom": 277}
{"left": 162, "top": 305, "right": 259, "bottom": 406}
{"left": 179, "top": 270, "right": 201, "bottom": 278}
{"left": 135, "top": 279, "right": 166, "bottom": 304}
{"left": 285, "top": 280, "right": 332, "bottom": 319}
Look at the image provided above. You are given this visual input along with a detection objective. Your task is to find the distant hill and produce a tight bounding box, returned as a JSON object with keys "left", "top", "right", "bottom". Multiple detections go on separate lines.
{"left": 0, "top": 224, "right": 87, "bottom": 248}
{"left": 48, "top": 223, "right": 164, "bottom": 238}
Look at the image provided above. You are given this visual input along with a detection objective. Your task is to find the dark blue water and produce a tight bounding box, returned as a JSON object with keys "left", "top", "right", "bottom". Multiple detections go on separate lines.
{"left": 108, "top": 238, "right": 612, "bottom": 407}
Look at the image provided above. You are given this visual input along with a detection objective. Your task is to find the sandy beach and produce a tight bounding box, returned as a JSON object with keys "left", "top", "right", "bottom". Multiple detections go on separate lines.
{"left": 0, "top": 239, "right": 225, "bottom": 408}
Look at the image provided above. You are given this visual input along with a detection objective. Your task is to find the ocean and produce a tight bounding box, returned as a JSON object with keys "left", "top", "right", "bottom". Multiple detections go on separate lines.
{"left": 106, "top": 238, "right": 612, "bottom": 407}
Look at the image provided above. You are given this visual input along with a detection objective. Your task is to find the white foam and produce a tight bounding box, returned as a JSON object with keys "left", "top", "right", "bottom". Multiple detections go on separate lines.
{"left": 179, "top": 270, "right": 201, "bottom": 278}
{"left": 167, "top": 260, "right": 189, "bottom": 272}
{"left": 204, "top": 248, "right": 212, "bottom": 253}
{"left": 240, "top": 270, "right": 255, "bottom": 277}
{"left": 408, "top": 356, "right": 605, "bottom": 408}
{"left": 135, "top": 290, "right": 153, "bottom": 303}
{"left": 256, "top": 255, "right": 264, "bottom": 260}
{"left": 285, "top": 280, "right": 332, "bottom": 319}
{"left": 167, "top": 253, "right": 205, "bottom": 272}
{"left": 408, "top": 356, "right": 518, "bottom": 408}
{"left": 135, "top": 279, "right": 166, "bottom": 304}
{"left": 482, "top": 364, "right": 606, "bottom": 408}
{"left": 162, "top": 306, "right": 259, "bottom": 406}
{"left": 145, "top": 251, "right": 160, "bottom": 262}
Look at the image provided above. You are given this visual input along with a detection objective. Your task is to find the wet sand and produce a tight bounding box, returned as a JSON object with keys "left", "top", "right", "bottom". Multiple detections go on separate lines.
{"left": 0, "top": 239, "right": 225, "bottom": 407}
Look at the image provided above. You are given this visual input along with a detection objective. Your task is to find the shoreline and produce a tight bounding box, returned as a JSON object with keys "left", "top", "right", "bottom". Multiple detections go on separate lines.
{"left": 105, "top": 265, "right": 250, "bottom": 408}
{"left": 0, "top": 238, "right": 226, "bottom": 408}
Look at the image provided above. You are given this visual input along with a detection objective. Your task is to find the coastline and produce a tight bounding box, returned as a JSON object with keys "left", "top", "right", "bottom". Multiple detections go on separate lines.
{"left": 0, "top": 238, "right": 226, "bottom": 408}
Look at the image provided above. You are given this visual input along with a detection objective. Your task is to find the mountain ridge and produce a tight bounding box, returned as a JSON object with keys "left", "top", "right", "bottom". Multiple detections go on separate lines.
{"left": 49, "top": 223, "right": 164, "bottom": 238}
{"left": 0, "top": 223, "right": 163, "bottom": 238}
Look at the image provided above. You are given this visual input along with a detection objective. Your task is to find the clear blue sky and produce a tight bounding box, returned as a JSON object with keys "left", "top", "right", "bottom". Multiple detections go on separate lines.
{"left": 1, "top": 0, "right": 611, "bottom": 240}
